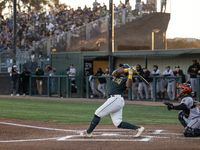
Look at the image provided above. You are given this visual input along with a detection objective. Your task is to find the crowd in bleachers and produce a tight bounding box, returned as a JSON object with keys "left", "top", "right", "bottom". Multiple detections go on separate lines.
{"left": 0, "top": 0, "right": 159, "bottom": 55}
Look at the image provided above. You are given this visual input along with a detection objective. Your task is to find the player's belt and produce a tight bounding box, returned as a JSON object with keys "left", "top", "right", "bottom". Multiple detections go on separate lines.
{"left": 110, "top": 94, "right": 122, "bottom": 97}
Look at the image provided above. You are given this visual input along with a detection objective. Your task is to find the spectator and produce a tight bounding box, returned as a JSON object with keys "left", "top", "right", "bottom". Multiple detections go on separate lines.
{"left": 45, "top": 65, "right": 56, "bottom": 94}
{"left": 85, "top": 65, "right": 101, "bottom": 97}
{"left": 93, "top": 0, "right": 99, "bottom": 10}
{"left": 29, "top": 51, "right": 36, "bottom": 72}
{"left": 21, "top": 67, "right": 31, "bottom": 96}
{"left": 35, "top": 66, "right": 44, "bottom": 96}
{"left": 187, "top": 60, "right": 200, "bottom": 97}
{"left": 10, "top": 65, "right": 20, "bottom": 96}
{"left": 67, "top": 63, "right": 76, "bottom": 85}
{"left": 161, "top": 66, "right": 175, "bottom": 101}
{"left": 95, "top": 68, "right": 106, "bottom": 98}
{"left": 161, "top": 0, "right": 167, "bottom": 13}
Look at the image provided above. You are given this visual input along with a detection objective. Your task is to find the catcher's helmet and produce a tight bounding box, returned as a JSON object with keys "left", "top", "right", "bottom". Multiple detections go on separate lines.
{"left": 178, "top": 83, "right": 192, "bottom": 98}
{"left": 122, "top": 64, "right": 130, "bottom": 69}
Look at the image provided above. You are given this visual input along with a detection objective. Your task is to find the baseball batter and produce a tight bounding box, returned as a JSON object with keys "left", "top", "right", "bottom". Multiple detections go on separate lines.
{"left": 80, "top": 64, "right": 145, "bottom": 138}
{"left": 165, "top": 84, "right": 200, "bottom": 137}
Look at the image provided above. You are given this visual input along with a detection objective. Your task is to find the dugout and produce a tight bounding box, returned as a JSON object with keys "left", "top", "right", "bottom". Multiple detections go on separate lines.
{"left": 50, "top": 48, "right": 200, "bottom": 97}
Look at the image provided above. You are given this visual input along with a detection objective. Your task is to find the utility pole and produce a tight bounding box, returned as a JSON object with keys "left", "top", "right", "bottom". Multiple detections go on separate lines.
{"left": 108, "top": 0, "right": 114, "bottom": 75}
{"left": 13, "top": 0, "right": 17, "bottom": 63}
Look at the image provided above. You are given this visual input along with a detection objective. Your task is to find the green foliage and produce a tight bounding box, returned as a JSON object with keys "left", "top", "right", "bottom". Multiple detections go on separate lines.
{"left": 0, "top": 0, "right": 55, "bottom": 14}
{"left": 0, "top": 98, "right": 180, "bottom": 125}
{"left": 167, "top": 39, "right": 200, "bottom": 49}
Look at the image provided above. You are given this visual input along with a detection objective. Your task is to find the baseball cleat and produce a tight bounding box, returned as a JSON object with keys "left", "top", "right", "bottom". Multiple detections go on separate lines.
{"left": 134, "top": 126, "right": 145, "bottom": 138}
{"left": 80, "top": 130, "right": 93, "bottom": 137}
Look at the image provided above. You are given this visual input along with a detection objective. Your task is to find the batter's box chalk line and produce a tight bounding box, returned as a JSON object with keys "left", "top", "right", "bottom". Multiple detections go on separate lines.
{"left": 0, "top": 121, "right": 200, "bottom": 143}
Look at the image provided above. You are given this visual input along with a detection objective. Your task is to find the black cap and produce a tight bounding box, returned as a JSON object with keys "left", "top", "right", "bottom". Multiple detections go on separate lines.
{"left": 143, "top": 67, "right": 147, "bottom": 69}
{"left": 24, "top": 67, "right": 27, "bottom": 70}
{"left": 119, "top": 63, "right": 123, "bottom": 67}
{"left": 193, "top": 59, "right": 197, "bottom": 62}
{"left": 166, "top": 66, "right": 170, "bottom": 68}
{"left": 86, "top": 65, "right": 89, "bottom": 68}
{"left": 153, "top": 65, "right": 158, "bottom": 68}
{"left": 70, "top": 63, "right": 73, "bottom": 66}
{"left": 175, "top": 65, "right": 180, "bottom": 68}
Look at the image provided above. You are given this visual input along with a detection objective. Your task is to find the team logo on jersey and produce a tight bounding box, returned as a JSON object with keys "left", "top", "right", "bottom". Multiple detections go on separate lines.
{"left": 183, "top": 99, "right": 185, "bottom": 103}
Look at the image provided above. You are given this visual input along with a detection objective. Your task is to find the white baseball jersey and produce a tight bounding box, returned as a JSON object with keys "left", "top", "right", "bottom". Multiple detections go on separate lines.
{"left": 152, "top": 69, "right": 161, "bottom": 81}
{"left": 163, "top": 69, "right": 175, "bottom": 81}
{"left": 181, "top": 97, "right": 200, "bottom": 120}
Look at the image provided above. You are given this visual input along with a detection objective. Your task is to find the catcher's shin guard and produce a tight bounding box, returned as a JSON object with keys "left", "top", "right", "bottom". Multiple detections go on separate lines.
{"left": 178, "top": 111, "right": 187, "bottom": 128}
{"left": 183, "top": 127, "right": 199, "bottom": 137}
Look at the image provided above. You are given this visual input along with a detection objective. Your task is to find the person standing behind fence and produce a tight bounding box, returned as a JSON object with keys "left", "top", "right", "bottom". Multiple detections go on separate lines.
{"left": 21, "top": 67, "right": 31, "bottom": 96}
{"left": 131, "top": 74, "right": 138, "bottom": 100}
{"left": 10, "top": 65, "right": 20, "bottom": 96}
{"left": 35, "top": 67, "right": 44, "bottom": 96}
{"left": 136, "top": 64, "right": 143, "bottom": 99}
{"left": 85, "top": 65, "right": 101, "bottom": 98}
{"left": 95, "top": 68, "right": 106, "bottom": 98}
{"left": 103, "top": 67, "right": 109, "bottom": 76}
{"left": 151, "top": 65, "right": 163, "bottom": 99}
{"left": 29, "top": 51, "right": 36, "bottom": 72}
{"left": 45, "top": 65, "right": 56, "bottom": 94}
{"left": 187, "top": 60, "right": 200, "bottom": 97}
{"left": 161, "top": 66, "right": 175, "bottom": 101}
{"left": 174, "top": 65, "right": 185, "bottom": 84}
{"left": 67, "top": 64, "right": 76, "bottom": 85}
{"left": 161, "top": 0, "right": 167, "bottom": 13}
{"left": 138, "top": 67, "right": 151, "bottom": 100}
{"left": 67, "top": 64, "right": 76, "bottom": 93}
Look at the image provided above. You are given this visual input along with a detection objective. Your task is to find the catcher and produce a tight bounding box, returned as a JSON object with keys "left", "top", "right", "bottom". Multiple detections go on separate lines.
{"left": 164, "top": 83, "right": 200, "bottom": 137}
{"left": 80, "top": 64, "right": 145, "bottom": 138}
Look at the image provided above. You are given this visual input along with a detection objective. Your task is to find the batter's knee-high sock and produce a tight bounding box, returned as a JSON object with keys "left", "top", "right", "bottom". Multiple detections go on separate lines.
{"left": 87, "top": 115, "right": 101, "bottom": 134}
{"left": 118, "top": 121, "right": 140, "bottom": 130}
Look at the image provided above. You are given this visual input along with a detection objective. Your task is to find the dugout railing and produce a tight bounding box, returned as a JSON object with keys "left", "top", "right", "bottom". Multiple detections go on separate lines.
{"left": 29, "top": 75, "right": 182, "bottom": 102}
{"left": 196, "top": 75, "right": 200, "bottom": 102}
{"left": 85, "top": 76, "right": 182, "bottom": 102}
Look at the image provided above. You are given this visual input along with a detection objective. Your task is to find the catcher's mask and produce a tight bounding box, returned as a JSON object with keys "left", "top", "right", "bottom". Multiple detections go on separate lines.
{"left": 122, "top": 64, "right": 130, "bottom": 76}
{"left": 178, "top": 83, "right": 192, "bottom": 98}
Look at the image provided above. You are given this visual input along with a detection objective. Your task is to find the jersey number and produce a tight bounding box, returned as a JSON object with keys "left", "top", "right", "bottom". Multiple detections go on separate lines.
{"left": 112, "top": 77, "right": 122, "bottom": 85}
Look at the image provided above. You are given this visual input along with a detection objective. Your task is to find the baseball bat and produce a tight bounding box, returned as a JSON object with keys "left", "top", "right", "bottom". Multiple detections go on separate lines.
{"left": 137, "top": 74, "right": 149, "bottom": 85}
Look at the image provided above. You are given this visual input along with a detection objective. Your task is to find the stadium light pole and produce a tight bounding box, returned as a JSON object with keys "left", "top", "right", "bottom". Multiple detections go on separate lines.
{"left": 108, "top": 0, "right": 114, "bottom": 75}
{"left": 13, "top": 0, "right": 17, "bottom": 63}
{"left": 152, "top": 29, "right": 160, "bottom": 51}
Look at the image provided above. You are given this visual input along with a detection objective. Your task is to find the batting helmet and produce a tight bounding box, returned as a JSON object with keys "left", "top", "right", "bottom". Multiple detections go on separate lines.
{"left": 122, "top": 64, "right": 130, "bottom": 69}
{"left": 178, "top": 83, "right": 192, "bottom": 98}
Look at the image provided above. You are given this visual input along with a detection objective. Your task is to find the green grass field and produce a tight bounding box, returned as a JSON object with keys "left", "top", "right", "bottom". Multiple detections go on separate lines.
{"left": 0, "top": 98, "right": 180, "bottom": 125}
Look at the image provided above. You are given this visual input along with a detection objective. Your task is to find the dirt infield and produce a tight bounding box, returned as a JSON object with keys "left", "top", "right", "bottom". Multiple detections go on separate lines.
{"left": 0, "top": 95, "right": 199, "bottom": 150}
{"left": 0, "top": 117, "right": 199, "bottom": 150}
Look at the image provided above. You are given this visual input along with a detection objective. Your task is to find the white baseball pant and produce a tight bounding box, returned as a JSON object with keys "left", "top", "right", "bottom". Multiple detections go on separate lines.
{"left": 138, "top": 82, "right": 149, "bottom": 99}
{"left": 167, "top": 80, "right": 175, "bottom": 100}
{"left": 90, "top": 79, "right": 100, "bottom": 95}
{"left": 132, "top": 82, "right": 138, "bottom": 99}
{"left": 190, "top": 78, "right": 197, "bottom": 97}
{"left": 98, "top": 83, "right": 106, "bottom": 95}
{"left": 95, "top": 95, "right": 124, "bottom": 127}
